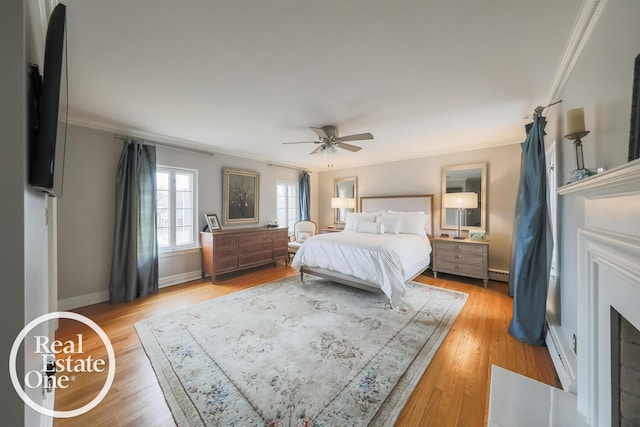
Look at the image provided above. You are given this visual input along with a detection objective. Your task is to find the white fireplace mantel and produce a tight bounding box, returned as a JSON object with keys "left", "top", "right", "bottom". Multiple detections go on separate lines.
{"left": 559, "top": 159, "right": 640, "bottom": 426}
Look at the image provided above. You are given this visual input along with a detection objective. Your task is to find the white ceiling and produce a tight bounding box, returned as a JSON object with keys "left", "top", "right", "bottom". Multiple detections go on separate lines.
{"left": 56, "top": 0, "right": 583, "bottom": 170}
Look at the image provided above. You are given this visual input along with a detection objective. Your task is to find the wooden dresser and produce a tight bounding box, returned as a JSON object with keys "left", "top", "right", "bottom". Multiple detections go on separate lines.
{"left": 432, "top": 237, "right": 489, "bottom": 287}
{"left": 200, "top": 226, "right": 289, "bottom": 283}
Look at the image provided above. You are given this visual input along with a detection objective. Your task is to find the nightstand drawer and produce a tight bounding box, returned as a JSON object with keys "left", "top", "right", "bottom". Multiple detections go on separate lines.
{"left": 436, "top": 251, "right": 484, "bottom": 265}
{"left": 434, "top": 260, "right": 486, "bottom": 277}
{"left": 436, "top": 240, "right": 485, "bottom": 255}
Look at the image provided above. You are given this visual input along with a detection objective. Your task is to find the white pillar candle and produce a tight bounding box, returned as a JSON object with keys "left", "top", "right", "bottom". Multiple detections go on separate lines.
{"left": 565, "top": 108, "right": 586, "bottom": 135}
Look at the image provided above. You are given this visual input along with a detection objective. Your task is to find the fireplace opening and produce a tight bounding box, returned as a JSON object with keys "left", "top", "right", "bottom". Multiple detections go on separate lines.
{"left": 611, "top": 307, "right": 640, "bottom": 426}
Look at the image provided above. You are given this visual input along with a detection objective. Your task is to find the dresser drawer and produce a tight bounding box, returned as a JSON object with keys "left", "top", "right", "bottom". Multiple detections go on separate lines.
{"left": 239, "top": 241, "right": 273, "bottom": 255}
{"left": 436, "top": 240, "right": 485, "bottom": 255}
{"left": 215, "top": 236, "right": 238, "bottom": 248}
{"left": 238, "top": 233, "right": 273, "bottom": 246}
{"left": 436, "top": 250, "right": 484, "bottom": 265}
{"left": 239, "top": 250, "right": 273, "bottom": 267}
{"left": 216, "top": 257, "right": 238, "bottom": 272}
{"left": 434, "top": 260, "right": 486, "bottom": 278}
{"left": 273, "top": 248, "right": 288, "bottom": 259}
{"left": 216, "top": 246, "right": 237, "bottom": 259}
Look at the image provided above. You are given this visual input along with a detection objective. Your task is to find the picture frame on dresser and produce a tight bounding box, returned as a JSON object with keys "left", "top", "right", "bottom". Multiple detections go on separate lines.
{"left": 223, "top": 168, "right": 260, "bottom": 225}
{"left": 204, "top": 213, "right": 221, "bottom": 231}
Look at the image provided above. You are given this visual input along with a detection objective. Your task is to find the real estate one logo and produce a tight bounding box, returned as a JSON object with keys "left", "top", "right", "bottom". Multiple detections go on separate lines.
{"left": 9, "top": 312, "right": 116, "bottom": 418}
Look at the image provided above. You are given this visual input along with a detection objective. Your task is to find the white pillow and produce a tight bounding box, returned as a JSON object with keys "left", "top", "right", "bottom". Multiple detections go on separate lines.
{"left": 357, "top": 222, "right": 385, "bottom": 234}
{"left": 296, "top": 231, "right": 312, "bottom": 243}
{"left": 381, "top": 212, "right": 428, "bottom": 237}
{"left": 344, "top": 212, "right": 378, "bottom": 231}
{"left": 379, "top": 217, "right": 401, "bottom": 234}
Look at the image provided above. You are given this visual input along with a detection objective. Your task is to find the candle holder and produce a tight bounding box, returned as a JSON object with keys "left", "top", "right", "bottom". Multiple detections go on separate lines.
{"left": 564, "top": 130, "right": 590, "bottom": 171}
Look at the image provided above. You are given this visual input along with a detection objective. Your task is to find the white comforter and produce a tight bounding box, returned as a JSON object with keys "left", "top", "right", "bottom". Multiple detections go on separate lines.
{"left": 291, "top": 231, "right": 432, "bottom": 308}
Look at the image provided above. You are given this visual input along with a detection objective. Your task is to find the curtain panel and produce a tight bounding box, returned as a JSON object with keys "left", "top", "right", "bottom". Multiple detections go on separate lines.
{"left": 109, "top": 140, "right": 158, "bottom": 303}
{"left": 508, "top": 116, "right": 553, "bottom": 345}
{"left": 300, "top": 171, "right": 311, "bottom": 221}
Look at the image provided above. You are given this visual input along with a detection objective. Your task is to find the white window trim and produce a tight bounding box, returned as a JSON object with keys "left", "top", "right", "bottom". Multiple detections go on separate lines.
{"left": 157, "top": 165, "right": 199, "bottom": 253}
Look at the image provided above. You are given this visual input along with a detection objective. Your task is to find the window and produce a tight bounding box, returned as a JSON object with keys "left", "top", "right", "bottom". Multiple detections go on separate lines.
{"left": 157, "top": 167, "right": 197, "bottom": 251}
{"left": 276, "top": 180, "right": 298, "bottom": 234}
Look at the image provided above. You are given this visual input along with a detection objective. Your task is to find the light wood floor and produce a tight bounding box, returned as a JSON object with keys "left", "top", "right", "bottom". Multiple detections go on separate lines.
{"left": 53, "top": 264, "right": 560, "bottom": 426}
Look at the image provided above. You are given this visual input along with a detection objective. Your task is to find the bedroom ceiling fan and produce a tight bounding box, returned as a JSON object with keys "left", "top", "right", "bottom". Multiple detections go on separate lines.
{"left": 283, "top": 126, "right": 374, "bottom": 155}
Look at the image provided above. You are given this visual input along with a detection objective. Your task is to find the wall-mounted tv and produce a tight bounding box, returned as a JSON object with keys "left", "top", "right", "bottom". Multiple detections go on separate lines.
{"left": 28, "top": 3, "right": 66, "bottom": 197}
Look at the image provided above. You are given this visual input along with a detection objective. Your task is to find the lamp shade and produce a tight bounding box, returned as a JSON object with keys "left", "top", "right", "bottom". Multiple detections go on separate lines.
{"left": 443, "top": 192, "right": 478, "bottom": 209}
{"left": 331, "top": 197, "right": 355, "bottom": 209}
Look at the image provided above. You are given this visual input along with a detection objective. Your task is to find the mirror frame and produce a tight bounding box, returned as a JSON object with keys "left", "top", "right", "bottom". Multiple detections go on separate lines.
{"left": 440, "top": 163, "right": 487, "bottom": 232}
{"left": 334, "top": 176, "right": 358, "bottom": 224}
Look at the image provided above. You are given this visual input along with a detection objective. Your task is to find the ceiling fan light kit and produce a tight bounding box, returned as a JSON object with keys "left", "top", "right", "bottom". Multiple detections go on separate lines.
{"left": 283, "top": 125, "right": 374, "bottom": 155}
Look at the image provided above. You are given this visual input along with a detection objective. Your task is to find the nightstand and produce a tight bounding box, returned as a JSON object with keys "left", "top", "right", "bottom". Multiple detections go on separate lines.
{"left": 432, "top": 237, "right": 489, "bottom": 287}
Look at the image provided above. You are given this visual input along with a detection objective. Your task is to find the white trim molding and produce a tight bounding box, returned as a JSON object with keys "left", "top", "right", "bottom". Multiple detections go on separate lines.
{"left": 545, "top": 0, "right": 608, "bottom": 106}
{"left": 159, "top": 270, "right": 202, "bottom": 288}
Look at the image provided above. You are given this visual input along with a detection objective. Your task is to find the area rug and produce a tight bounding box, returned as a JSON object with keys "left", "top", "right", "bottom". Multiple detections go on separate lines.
{"left": 135, "top": 276, "right": 467, "bottom": 426}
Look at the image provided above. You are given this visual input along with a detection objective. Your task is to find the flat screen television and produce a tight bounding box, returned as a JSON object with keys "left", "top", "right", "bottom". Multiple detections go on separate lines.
{"left": 28, "top": 3, "right": 66, "bottom": 197}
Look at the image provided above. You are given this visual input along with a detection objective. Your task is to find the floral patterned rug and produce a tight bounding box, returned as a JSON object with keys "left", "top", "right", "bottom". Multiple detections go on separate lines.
{"left": 135, "top": 276, "right": 467, "bottom": 426}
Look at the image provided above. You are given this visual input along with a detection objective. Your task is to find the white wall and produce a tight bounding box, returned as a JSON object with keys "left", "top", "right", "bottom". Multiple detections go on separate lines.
{"left": 549, "top": 0, "right": 640, "bottom": 364}
{"left": 318, "top": 143, "right": 522, "bottom": 272}
{"left": 57, "top": 124, "right": 317, "bottom": 308}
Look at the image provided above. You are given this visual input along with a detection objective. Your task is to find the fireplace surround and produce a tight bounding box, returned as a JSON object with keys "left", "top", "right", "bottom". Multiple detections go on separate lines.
{"left": 558, "top": 159, "right": 640, "bottom": 425}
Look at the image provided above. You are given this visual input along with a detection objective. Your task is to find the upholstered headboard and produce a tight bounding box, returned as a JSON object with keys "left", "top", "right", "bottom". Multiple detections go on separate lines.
{"left": 359, "top": 194, "right": 434, "bottom": 238}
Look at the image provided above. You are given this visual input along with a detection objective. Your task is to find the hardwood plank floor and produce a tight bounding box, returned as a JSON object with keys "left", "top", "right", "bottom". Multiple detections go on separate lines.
{"left": 52, "top": 264, "right": 560, "bottom": 426}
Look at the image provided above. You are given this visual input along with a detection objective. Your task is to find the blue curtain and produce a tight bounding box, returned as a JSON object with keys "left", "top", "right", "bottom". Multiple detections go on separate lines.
{"left": 109, "top": 140, "right": 158, "bottom": 303}
{"left": 508, "top": 116, "right": 553, "bottom": 345}
{"left": 300, "top": 171, "right": 311, "bottom": 221}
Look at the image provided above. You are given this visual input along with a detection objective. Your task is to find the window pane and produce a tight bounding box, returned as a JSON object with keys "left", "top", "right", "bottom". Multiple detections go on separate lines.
{"left": 176, "top": 226, "right": 193, "bottom": 245}
{"left": 176, "top": 191, "right": 192, "bottom": 209}
{"left": 157, "top": 189, "right": 170, "bottom": 209}
{"left": 175, "top": 208, "right": 193, "bottom": 226}
{"left": 157, "top": 208, "right": 170, "bottom": 227}
{"left": 157, "top": 172, "right": 169, "bottom": 190}
{"left": 157, "top": 227, "right": 169, "bottom": 247}
{"left": 175, "top": 173, "right": 192, "bottom": 191}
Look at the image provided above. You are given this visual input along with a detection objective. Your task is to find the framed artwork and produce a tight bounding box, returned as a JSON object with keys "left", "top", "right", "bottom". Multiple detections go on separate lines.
{"left": 629, "top": 52, "right": 640, "bottom": 161}
{"left": 223, "top": 168, "right": 259, "bottom": 225}
{"left": 204, "top": 213, "right": 221, "bottom": 231}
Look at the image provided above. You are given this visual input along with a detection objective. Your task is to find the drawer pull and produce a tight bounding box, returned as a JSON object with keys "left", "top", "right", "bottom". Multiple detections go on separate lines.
{"left": 263, "top": 236, "right": 269, "bottom": 240}
{"left": 455, "top": 255, "right": 461, "bottom": 260}
{"left": 455, "top": 265, "right": 461, "bottom": 270}
{"left": 454, "top": 245, "right": 460, "bottom": 250}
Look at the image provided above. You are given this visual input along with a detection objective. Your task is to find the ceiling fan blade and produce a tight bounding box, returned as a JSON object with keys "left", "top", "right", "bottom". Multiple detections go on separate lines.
{"left": 336, "top": 142, "right": 362, "bottom": 152}
{"left": 335, "top": 132, "right": 374, "bottom": 142}
{"left": 310, "top": 145, "right": 325, "bottom": 155}
{"left": 282, "top": 141, "right": 317, "bottom": 144}
{"left": 310, "top": 127, "right": 330, "bottom": 139}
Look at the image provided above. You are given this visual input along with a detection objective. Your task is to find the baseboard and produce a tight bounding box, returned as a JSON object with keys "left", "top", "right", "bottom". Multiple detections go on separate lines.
{"left": 58, "top": 290, "right": 109, "bottom": 311}
{"left": 489, "top": 268, "right": 509, "bottom": 282}
{"left": 159, "top": 270, "right": 202, "bottom": 288}
{"left": 545, "top": 322, "right": 577, "bottom": 394}
{"left": 59, "top": 270, "right": 202, "bottom": 310}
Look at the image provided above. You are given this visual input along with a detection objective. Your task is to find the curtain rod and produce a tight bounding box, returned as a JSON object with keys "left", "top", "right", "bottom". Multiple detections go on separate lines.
{"left": 530, "top": 100, "right": 562, "bottom": 119}
{"left": 267, "top": 163, "right": 311, "bottom": 173}
{"left": 114, "top": 135, "right": 215, "bottom": 156}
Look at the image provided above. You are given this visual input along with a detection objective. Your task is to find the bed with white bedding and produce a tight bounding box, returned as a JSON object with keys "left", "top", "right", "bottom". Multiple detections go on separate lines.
{"left": 291, "top": 194, "right": 434, "bottom": 308}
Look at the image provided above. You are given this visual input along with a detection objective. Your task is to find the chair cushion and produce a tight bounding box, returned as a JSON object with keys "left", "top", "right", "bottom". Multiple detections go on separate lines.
{"left": 296, "top": 231, "right": 312, "bottom": 243}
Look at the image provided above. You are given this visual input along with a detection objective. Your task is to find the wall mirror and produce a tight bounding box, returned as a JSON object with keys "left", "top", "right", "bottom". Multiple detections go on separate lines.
{"left": 334, "top": 176, "right": 357, "bottom": 224}
{"left": 441, "top": 163, "right": 487, "bottom": 231}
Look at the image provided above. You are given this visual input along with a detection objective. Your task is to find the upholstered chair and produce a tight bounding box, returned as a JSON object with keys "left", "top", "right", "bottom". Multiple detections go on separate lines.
{"left": 288, "top": 221, "right": 317, "bottom": 262}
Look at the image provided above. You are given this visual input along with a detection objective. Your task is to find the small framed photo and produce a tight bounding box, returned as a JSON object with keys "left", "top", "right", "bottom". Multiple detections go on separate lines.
{"left": 205, "top": 213, "right": 221, "bottom": 231}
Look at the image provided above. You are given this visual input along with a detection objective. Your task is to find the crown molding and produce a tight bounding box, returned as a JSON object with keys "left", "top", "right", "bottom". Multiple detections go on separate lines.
{"left": 545, "top": 0, "right": 608, "bottom": 106}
